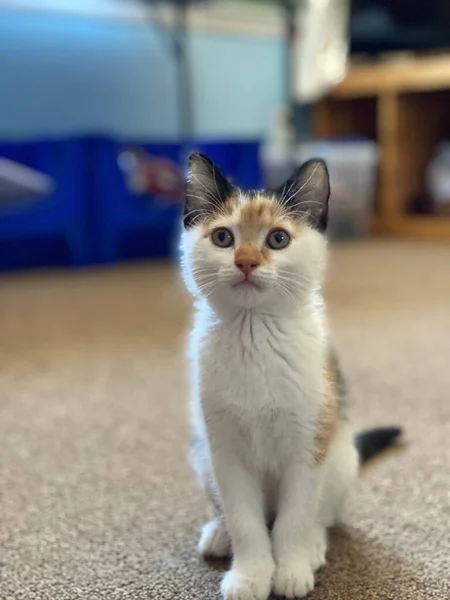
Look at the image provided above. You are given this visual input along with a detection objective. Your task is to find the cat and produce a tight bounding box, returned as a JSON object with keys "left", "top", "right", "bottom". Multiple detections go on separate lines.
{"left": 180, "top": 152, "right": 401, "bottom": 600}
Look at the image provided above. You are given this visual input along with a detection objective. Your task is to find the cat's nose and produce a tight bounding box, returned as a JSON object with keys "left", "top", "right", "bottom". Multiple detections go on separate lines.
{"left": 235, "top": 258, "right": 260, "bottom": 276}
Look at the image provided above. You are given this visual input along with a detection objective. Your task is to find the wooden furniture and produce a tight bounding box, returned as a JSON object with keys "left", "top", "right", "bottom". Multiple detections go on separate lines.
{"left": 313, "top": 54, "right": 450, "bottom": 240}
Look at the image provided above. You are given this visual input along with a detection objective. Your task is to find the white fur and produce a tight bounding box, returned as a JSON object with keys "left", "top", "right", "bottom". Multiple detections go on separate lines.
{"left": 181, "top": 210, "right": 359, "bottom": 600}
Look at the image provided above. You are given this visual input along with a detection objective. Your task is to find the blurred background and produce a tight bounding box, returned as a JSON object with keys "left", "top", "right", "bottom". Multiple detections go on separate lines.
{"left": 1, "top": 0, "right": 280, "bottom": 267}
{"left": 2, "top": 0, "right": 450, "bottom": 265}
{"left": 1, "top": 2, "right": 449, "bottom": 600}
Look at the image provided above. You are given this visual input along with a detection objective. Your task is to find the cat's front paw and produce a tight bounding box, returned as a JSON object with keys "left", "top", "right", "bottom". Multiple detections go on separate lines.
{"left": 221, "top": 564, "right": 273, "bottom": 600}
{"left": 198, "top": 518, "right": 231, "bottom": 559}
{"left": 272, "top": 560, "right": 314, "bottom": 599}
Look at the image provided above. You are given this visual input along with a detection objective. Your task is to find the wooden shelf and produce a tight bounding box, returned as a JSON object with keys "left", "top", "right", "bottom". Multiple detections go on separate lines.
{"left": 314, "top": 53, "right": 450, "bottom": 241}
{"left": 388, "top": 216, "right": 450, "bottom": 241}
{"left": 334, "top": 54, "right": 450, "bottom": 98}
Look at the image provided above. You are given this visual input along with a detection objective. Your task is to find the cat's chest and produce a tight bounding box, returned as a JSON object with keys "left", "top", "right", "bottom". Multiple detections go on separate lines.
{"left": 199, "top": 312, "right": 322, "bottom": 412}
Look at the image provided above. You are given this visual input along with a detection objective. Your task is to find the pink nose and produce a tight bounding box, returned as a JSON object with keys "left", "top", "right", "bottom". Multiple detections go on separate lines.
{"left": 235, "top": 258, "right": 260, "bottom": 277}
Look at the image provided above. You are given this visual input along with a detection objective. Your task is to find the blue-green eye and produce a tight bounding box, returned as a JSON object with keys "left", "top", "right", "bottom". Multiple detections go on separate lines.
{"left": 266, "top": 229, "right": 291, "bottom": 250}
{"left": 211, "top": 228, "right": 234, "bottom": 248}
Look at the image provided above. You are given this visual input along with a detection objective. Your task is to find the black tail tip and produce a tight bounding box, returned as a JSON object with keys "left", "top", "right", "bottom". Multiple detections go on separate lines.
{"left": 355, "top": 426, "right": 403, "bottom": 463}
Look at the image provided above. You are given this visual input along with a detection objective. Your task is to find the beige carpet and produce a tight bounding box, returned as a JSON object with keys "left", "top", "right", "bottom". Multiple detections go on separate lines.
{"left": 0, "top": 240, "right": 449, "bottom": 600}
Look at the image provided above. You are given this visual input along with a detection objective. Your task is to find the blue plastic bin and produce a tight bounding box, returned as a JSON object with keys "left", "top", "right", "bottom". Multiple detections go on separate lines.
{"left": 90, "top": 138, "right": 182, "bottom": 264}
{"left": 91, "top": 138, "right": 262, "bottom": 264}
{"left": 0, "top": 138, "right": 89, "bottom": 270}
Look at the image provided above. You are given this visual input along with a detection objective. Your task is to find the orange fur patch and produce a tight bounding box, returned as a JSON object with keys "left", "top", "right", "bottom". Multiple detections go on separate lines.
{"left": 241, "top": 195, "right": 296, "bottom": 234}
{"left": 234, "top": 243, "right": 270, "bottom": 267}
{"left": 240, "top": 195, "right": 282, "bottom": 224}
{"left": 314, "top": 357, "right": 340, "bottom": 465}
{"left": 200, "top": 192, "right": 306, "bottom": 242}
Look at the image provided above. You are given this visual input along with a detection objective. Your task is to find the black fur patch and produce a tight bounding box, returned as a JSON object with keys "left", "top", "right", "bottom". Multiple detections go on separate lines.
{"left": 275, "top": 159, "right": 330, "bottom": 232}
{"left": 355, "top": 427, "right": 403, "bottom": 463}
{"left": 184, "top": 153, "right": 233, "bottom": 229}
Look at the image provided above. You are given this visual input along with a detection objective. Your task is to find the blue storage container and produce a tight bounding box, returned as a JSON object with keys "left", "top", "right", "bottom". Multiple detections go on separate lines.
{"left": 91, "top": 138, "right": 262, "bottom": 264}
{"left": 0, "top": 138, "right": 89, "bottom": 270}
{"left": 90, "top": 138, "right": 183, "bottom": 264}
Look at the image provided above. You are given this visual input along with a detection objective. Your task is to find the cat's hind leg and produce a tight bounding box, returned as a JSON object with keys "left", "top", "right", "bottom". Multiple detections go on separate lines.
{"left": 318, "top": 424, "right": 359, "bottom": 528}
{"left": 190, "top": 435, "right": 231, "bottom": 559}
{"left": 306, "top": 425, "right": 358, "bottom": 575}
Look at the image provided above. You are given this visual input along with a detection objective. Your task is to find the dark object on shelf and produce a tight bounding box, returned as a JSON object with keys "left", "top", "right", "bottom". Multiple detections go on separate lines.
{"left": 407, "top": 193, "right": 434, "bottom": 216}
{"left": 350, "top": 0, "right": 450, "bottom": 55}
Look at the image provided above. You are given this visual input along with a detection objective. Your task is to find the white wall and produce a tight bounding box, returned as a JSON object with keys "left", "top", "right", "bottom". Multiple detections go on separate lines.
{"left": 0, "top": 4, "right": 283, "bottom": 140}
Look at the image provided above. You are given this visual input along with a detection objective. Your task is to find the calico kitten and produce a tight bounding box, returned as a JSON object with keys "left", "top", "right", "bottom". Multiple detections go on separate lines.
{"left": 180, "top": 152, "right": 401, "bottom": 600}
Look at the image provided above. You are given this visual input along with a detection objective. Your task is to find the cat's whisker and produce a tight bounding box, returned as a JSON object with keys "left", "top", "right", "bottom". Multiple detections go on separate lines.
{"left": 191, "top": 265, "right": 216, "bottom": 273}
{"left": 212, "top": 166, "right": 221, "bottom": 203}
{"left": 186, "top": 192, "right": 221, "bottom": 215}
{"left": 280, "top": 176, "right": 298, "bottom": 204}
{"left": 286, "top": 208, "right": 322, "bottom": 226}
{"left": 189, "top": 173, "right": 224, "bottom": 209}
{"left": 276, "top": 271, "right": 313, "bottom": 285}
{"left": 289, "top": 199, "right": 326, "bottom": 208}
{"left": 194, "top": 276, "right": 218, "bottom": 287}
{"left": 184, "top": 207, "right": 210, "bottom": 225}
{"left": 278, "top": 277, "right": 312, "bottom": 288}
{"left": 196, "top": 283, "right": 217, "bottom": 300}
{"left": 191, "top": 270, "right": 218, "bottom": 279}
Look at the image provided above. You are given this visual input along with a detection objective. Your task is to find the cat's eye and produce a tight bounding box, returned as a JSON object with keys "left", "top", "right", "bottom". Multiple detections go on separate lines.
{"left": 211, "top": 228, "right": 234, "bottom": 248}
{"left": 266, "top": 229, "right": 291, "bottom": 250}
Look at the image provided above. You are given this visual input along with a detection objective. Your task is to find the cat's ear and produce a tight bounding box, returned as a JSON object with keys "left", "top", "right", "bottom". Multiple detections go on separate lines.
{"left": 277, "top": 159, "right": 330, "bottom": 232}
{"left": 184, "top": 152, "right": 233, "bottom": 228}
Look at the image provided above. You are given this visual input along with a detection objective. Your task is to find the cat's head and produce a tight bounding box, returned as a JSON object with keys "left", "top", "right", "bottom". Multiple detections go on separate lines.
{"left": 180, "top": 152, "right": 330, "bottom": 314}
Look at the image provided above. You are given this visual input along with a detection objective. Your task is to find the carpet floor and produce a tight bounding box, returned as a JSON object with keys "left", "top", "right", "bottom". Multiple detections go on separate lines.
{"left": 0, "top": 240, "right": 449, "bottom": 599}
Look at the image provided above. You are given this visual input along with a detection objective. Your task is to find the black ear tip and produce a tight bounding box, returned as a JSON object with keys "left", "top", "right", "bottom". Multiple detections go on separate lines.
{"left": 188, "top": 152, "right": 212, "bottom": 166}
{"left": 303, "top": 157, "right": 329, "bottom": 173}
{"left": 300, "top": 159, "right": 330, "bottom": 196}
{"left": 188, "top": 152, "right": 200, "bottom": 165}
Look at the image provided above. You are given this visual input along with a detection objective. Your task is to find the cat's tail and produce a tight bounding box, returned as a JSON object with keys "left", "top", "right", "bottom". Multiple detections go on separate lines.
{"left": 355, "top": 426, "right": 402, "bottom": 463}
